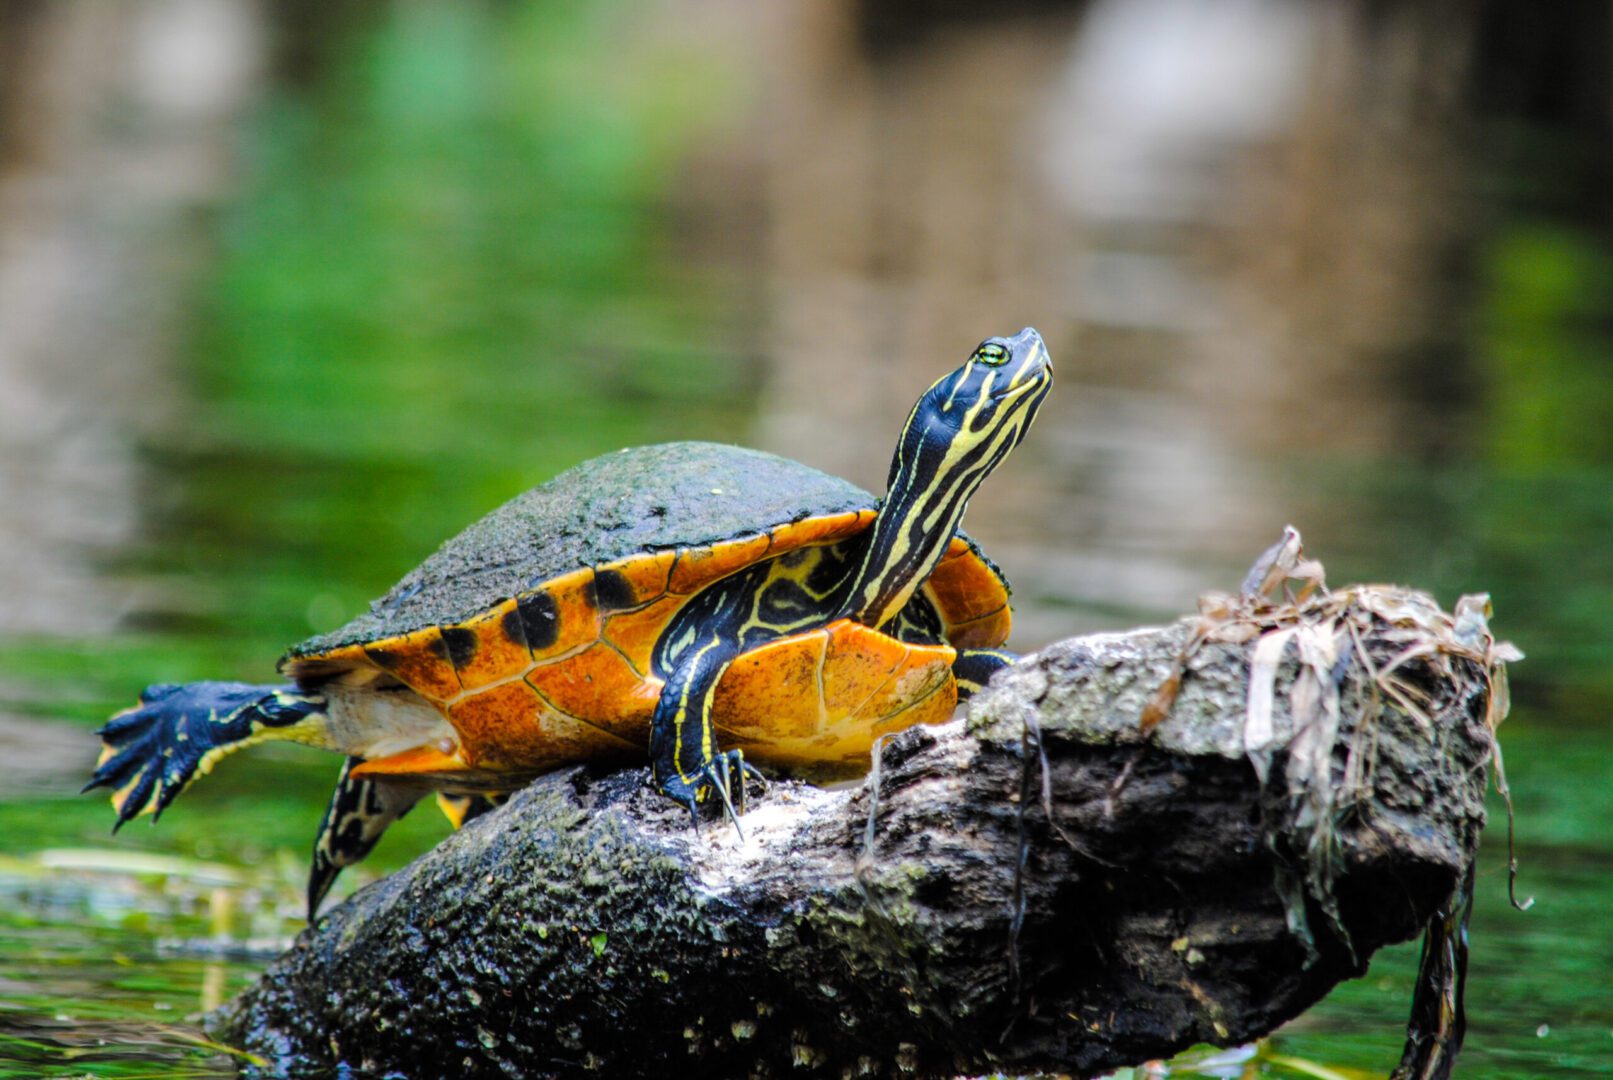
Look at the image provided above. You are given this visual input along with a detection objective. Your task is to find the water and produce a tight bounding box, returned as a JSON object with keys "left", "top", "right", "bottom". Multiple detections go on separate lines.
{"left": 0, "top": 2, "right": 1609, "bottom": 1076}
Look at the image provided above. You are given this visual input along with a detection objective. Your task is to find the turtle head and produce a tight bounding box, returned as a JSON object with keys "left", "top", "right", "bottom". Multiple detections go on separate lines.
{"left": 842, "top": 328, "right": 1052, "bottom": 630}
{"left": 903, "top": 327, "right": 1052, "bottom": 475}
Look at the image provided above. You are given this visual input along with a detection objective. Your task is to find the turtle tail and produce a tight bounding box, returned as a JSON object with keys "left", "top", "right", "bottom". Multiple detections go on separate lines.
{"left": 83, "top": 682, "right": 326, "bottom": 830}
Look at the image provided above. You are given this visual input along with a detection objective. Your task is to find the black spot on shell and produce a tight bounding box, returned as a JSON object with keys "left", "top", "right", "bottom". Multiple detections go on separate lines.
{"left": 589, "top": 569, "right": 637, "bottom": 612}
{"left": 439, "top": 626, "right": 479, "bottom": 669}
{"left": 426, "top": 636, "right": 451, "bottom": 662}
{"left": 365, "top": 646, "right": 402, "bottom": 671}
{"left": 500, "top": 607, "right": 528, "bottom": 649}
{"left": 516, "top": 591, "right": 561, "bottom": 652}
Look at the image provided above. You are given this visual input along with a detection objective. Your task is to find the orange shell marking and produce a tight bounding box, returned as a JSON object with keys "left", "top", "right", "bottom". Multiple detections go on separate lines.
{"left": 523, "top": 642, "right": 658, "bottom": 734}
{"left": 452, "top": 679, "right": 644, "bottom": 772}
{"left": 363, "top": 628, "right": 460, "bottom": 704}
{"left": 710, "top": 618, "right": 957, "bottom": 774}
{"left": 447, "top": 603, "right": 533, "bottom": 693}
{"left": 603, "top": 594, "right": 687, "bottom": 676}
{"left": 668, "top": 533, "right": 772, "bottom": 594}
{"left": 349, "top": 743, "right": 469, "bottom": 780}
{"left": 925, "top": 537, "right": 1012, "bottom": 649}
{"left": 283, "top": 508, "right": 1001, "bottom": 779}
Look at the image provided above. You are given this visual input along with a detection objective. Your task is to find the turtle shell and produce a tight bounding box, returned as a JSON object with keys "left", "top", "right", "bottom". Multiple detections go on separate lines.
{"left": 281, "top": 441, "right": 1011, "bottom": 778}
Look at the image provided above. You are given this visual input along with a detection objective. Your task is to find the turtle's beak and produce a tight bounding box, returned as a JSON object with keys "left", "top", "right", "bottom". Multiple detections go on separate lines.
{"left": 990, "top": 327, "right": 1052, "bottom": 401}
{"left": 1009, "top": 327, "right": 1050, "bottom": 374}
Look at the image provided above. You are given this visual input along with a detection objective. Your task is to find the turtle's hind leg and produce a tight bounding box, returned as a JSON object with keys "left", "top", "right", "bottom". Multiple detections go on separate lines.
{"left": 84, "top": 682, "right": 326, "bottom": 828}
{"left": 307, "top": 757, "right": 424, "bottom": 920}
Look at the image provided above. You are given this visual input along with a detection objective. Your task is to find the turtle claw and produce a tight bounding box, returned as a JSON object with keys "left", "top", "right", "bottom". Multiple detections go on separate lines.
{"left": 654, "top": 748, "right": 766, "bottom": 838}
{"left": 741, "top": 759, "right": 767, "bottom": 796}
{"left": 85, "top": 691, "right": 199, "bottom": 830}
{"left": 110, "top": 769, "right": 158, "bottom": 833}
{"left": 701, "top": 754, "right": 745, "bottom": 842}
{"left": 702, "top": 749, "right": 769, "bottom": 839}
{"left": 654, "top": 776, "right": 703, "bottom": 831}
{"left": 85, "top": 682, "right": 322, "bottom": 828}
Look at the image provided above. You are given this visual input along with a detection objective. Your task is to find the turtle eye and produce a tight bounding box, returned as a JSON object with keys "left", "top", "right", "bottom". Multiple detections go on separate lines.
{"left": 972, "top": 342, "right": 1010, "bottom": 366}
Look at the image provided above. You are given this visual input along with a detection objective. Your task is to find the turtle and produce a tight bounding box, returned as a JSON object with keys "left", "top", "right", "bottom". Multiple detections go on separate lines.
{"left": 86, "top": 327, "right": 1052, "bottom": 918}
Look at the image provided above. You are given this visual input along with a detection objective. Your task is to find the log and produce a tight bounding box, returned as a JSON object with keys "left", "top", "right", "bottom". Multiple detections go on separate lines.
{"left": 215, "top": 570, "right": 1510, "bottom": 1079}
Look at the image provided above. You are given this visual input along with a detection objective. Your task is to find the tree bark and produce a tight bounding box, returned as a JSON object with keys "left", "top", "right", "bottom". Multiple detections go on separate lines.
{"left": 216, "top": 586, "right": 1499, "bottom": 1079}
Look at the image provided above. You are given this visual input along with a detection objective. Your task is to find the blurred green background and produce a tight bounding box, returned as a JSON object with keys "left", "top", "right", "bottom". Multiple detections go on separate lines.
{"left": 0, "top": 1, "right": 1609, "bottom": 1076}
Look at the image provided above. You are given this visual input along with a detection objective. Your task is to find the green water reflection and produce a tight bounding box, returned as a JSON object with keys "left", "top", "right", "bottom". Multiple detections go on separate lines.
{"left": 1, "top": 2, "right": 1610, "bottom": 1078}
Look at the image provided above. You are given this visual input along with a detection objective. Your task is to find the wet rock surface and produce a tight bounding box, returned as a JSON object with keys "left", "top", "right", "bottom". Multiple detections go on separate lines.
{"left": 217, "top": 605, "right": 1494, "bottom": 1079}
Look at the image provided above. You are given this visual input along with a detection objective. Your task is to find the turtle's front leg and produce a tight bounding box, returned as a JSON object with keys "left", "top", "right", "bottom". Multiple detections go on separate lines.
{"left": 649, "top": 637, "right": 764, "bottom": 827}
{"left": 953, "top": 647, "right": 1018, "bottom": 700}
